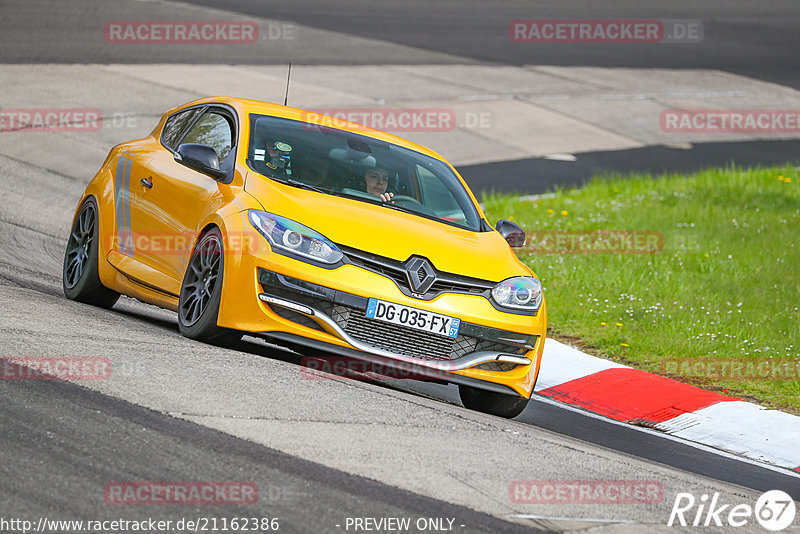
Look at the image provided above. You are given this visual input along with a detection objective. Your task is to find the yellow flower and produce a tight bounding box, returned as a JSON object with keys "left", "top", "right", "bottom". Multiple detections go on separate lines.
{"left": 615, "top": 322, "right": 623, "bottom": 327}
{"left": 508, "top": 215, "right": 515, "bottom": 221}
{"left": 561, "top": 210, "right": 568, "bottom": 216}
{"left": 546, "top": 209, "right": 554, "bottom": 214}
{"left": 786, "top": 178, "right": 792, "bottom": 183}
{"left": 778, "top": 176, "right": 785, "bottom": 181}
{"left": 704, "top": 253, "right": 710, "bottom": 257}
{"left": 621, "top": 343, "right": 629, "bottom": 347}
{"left": 600, "top": 322, "right": 607, "bottom": 326}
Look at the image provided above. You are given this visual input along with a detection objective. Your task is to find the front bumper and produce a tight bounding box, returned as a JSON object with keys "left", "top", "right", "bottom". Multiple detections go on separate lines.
{"left": 215, "top": 220, "right": 546, "bottom": 397}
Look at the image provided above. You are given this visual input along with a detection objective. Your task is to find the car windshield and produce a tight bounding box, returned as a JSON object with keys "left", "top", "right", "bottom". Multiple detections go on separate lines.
{"left": 247, "top": 114, "right": 482, "bottom": 231}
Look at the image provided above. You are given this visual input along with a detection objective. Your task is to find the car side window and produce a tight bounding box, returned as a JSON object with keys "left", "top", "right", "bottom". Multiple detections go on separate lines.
{"left": 417, "top": 164, "right": 460, "bottom": 213}
{"left": 180, "top": 111, "right": 233, "bottom": 162}
{"left": 162, "top": 108, "right": 203, "bottom": 150}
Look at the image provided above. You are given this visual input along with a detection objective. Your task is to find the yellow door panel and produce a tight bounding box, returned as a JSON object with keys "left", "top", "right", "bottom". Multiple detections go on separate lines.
{"left": 132, "top": 146, "right": 228, "bottom": 286}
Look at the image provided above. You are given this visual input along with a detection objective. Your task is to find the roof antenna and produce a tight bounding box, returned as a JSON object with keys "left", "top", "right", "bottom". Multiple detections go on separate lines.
{"left": 283, "top": 62, "right": 292, "bottom": 106}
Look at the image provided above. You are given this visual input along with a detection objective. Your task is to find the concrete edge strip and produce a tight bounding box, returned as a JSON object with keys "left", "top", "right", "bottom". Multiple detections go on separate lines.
{"left": 536, "top": 338, "right": 800, "bottom": 472}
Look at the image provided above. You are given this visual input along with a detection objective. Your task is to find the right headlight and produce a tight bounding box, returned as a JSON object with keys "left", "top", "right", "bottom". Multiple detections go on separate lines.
{"left": 491, "top": 277, "right": 543, "bottom": 312}
{"left": 248, "top": 210, "right": 343, "bottom": 265}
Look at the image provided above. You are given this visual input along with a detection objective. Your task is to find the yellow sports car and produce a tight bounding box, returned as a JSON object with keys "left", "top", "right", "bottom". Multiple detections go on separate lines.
{"left": 63, "top": 97, "right": 547, "bottom": 418}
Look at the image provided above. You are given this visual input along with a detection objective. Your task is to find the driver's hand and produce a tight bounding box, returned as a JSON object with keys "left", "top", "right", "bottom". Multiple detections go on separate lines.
{"left": 379, "top": 191, "right": 394, "bottom": 203}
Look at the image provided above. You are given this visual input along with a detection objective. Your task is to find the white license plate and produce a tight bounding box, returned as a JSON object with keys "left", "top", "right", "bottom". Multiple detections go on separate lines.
{"left": 365, "top": 298, "right": 461, "bottom": 338}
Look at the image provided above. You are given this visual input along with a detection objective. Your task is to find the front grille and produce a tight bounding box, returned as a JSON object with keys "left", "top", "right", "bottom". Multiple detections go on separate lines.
{"left": 327, "top": 304, "right": 528, "bottom": 362}
{"left": 337, "top": 305, "right": 456, "bottom": 361}
{"left": 258, "top": 268, "right": 531, "bottom": 371}
{"left": 339, "top": 245, "right": 494, "bottom": 300}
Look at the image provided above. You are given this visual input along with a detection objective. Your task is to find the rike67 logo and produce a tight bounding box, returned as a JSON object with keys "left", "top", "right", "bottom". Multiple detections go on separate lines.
{"left": 668, "top": 490, "right": 797, "bottom": 531}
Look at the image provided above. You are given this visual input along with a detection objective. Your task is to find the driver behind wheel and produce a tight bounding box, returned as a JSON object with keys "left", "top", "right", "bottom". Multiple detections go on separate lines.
{"left": 363, "top": 166, "right": 394, "bottom": 202}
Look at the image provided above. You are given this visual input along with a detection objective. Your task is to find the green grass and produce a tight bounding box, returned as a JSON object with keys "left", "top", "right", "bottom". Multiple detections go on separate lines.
{"left": 481, "top": 165, "right": 800, "bottom": 413}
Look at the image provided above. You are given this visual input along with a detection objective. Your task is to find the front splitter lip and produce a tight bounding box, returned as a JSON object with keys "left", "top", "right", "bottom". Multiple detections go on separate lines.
{"left": 259, "top": 292, "right": 533, "bottom": 373}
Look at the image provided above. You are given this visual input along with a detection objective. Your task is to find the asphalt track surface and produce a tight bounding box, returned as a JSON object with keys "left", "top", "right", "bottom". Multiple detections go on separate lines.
{"left": 1, "top": 377, "right": 536, "bottom": 534}
{"left": 2, "top": 0, "right": 800, "bottom": 531}
{"left": 459, "top": 139, "right": 800, "bottom": 195}
{"left": 5, "top": 0, "right": 799, "bottom": 90}
{"left": 186, "top": 0, "right": 800, "bottom": 89}
{"left": 3, "top": 0, "right": 799, "bottom": 192}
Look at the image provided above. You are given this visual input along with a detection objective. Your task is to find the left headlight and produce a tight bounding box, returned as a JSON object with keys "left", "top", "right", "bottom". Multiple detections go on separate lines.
{"left": 248, "top": 210, "right": 343, "bottom": 264}
{"left": 491, "top": 277, "right": 543, "bottom": 312}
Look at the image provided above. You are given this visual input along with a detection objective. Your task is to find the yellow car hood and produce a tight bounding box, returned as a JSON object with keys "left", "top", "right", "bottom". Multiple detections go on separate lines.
{"left": 244, "top": 174, "right": 531, "bottom": 281}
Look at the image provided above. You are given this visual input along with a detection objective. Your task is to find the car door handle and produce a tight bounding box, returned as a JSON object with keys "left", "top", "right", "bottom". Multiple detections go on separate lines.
{"left": 140, "top": 178, "right": 153, "bottom": 188}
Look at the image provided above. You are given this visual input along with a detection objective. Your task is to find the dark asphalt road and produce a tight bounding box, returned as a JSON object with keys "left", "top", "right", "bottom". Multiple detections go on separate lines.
{"left": 2, "top": 0, "right": 799, "bottom": 192}
{"left": 0, "top": 376, "right": 539, "bottom": 533}
{"left": 458, "top": 139, "right": 800, "bottom": 195}
{"left": 3, "top": 0, "right": 799, "bottom": 89}
{"left": 187, "top": 0, "right": 800, "bottom": 89}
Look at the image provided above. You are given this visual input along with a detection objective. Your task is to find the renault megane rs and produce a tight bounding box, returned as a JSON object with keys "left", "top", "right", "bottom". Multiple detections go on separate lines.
{"left": 63, "top": 97, "right": 547, "bottom": 418}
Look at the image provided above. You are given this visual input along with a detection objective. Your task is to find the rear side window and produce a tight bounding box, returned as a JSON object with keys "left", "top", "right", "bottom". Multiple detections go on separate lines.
{"left": 161, "top": 108, "right": 203, "bottom": 150}
{"left": 181, "top": 111, "right": 233, "bottom": 162}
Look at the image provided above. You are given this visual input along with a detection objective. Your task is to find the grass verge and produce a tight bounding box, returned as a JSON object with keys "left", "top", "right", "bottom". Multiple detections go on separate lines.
{"left": 481, "top": 165, "right": 800, "bottom": 413}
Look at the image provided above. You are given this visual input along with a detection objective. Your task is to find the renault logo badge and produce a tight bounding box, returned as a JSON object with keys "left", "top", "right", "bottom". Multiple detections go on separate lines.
{"left": 405, "top": 257, "right": 436, "bottom": 295}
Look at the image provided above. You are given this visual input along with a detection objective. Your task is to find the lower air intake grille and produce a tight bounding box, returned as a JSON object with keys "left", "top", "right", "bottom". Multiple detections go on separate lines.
{"left": 331, "top": 305, "right": 529, "bottom": 362}
{"left": 336, "top": 305, "right": 456, "bottom": 361}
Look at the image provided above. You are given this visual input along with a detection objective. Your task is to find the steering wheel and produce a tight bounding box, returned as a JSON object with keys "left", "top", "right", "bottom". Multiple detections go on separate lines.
{"left": 390, "top": 195, "right": 424, "bottom": 207}
{"left": 389, "top": 195, "right": 439, "bottom": 217}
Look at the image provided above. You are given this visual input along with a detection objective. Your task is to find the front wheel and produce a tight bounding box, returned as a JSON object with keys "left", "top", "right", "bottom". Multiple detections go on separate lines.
{"left": 458, "top": 384, "right": 529, "bottom": 419}
{"left": 62, "top": 198, "right": 120, "bottom": 308}
{"left": 178, "top": 227, "right": 241, "bottom": 345}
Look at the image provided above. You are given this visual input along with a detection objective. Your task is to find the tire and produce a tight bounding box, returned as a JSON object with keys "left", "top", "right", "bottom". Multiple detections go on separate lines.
{"left": 178, "top": 227, "right": 241, "bottom": 345}
{"left": 62, "top": 198, "right": 120, "bottom": 308}
{"left": 458, "top": 384, "right": 529, "bottom": 419}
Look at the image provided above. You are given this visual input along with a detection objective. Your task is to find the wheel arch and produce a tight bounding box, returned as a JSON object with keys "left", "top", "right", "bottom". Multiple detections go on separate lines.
{"left": 188, "top": 205, "right": 250, "bottom": 329}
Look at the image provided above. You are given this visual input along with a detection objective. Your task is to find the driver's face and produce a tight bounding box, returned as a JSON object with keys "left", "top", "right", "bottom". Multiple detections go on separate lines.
{"left": 365, "top": 168, "right": 389, "bottom": 196}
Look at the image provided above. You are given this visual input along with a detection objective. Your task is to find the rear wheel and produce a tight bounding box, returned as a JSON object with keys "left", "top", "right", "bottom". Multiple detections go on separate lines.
{"left": 178, "top": 227, "right": 241, "bottom": 345}
{"left": 458, "top": 384, "right": 529, "bottom": 419}
{"left": 62, "top": 198, "right": 120, "bottom": 308}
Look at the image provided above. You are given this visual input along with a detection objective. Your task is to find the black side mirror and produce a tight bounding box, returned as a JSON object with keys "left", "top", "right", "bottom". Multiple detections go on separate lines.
{"left": 496, "top": 219, "right": 526, "bottom": 248}
{"left": 175, "top": 143, "right": 226, "bottom": 181}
